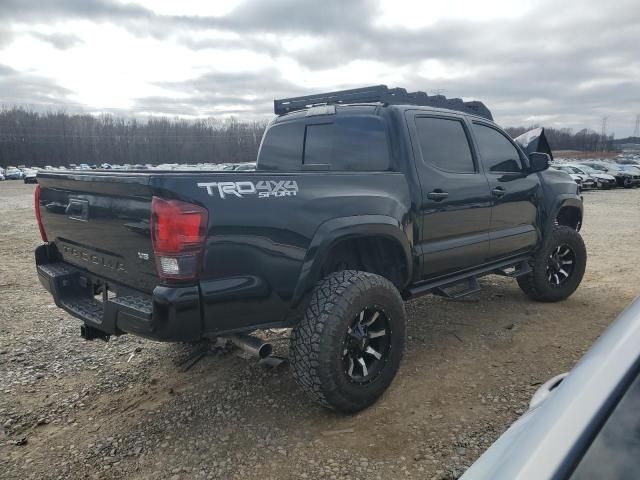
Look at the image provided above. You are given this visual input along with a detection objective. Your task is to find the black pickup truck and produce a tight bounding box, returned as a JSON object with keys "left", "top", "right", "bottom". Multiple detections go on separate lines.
{"left": 34, "top": 86, "right": 586, "bottom": 412}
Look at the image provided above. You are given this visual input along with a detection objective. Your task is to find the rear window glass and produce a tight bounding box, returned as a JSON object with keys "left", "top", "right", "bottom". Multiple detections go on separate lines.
{"left": 257, "top": 122, "right": 304, "bottom": 170}
{"left": 259, "top": 115, "right": 390, "bottom": 171}
{"left": 303, "top": 116, "right": 391, "bottom": 171}
{"left": 415, "top": 117, "right": 475, "bottom": 173}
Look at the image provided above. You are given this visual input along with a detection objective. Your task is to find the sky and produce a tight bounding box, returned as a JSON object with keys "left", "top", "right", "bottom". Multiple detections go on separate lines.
{"left": 0, "top": 0, "right": 639, "bottom": 137}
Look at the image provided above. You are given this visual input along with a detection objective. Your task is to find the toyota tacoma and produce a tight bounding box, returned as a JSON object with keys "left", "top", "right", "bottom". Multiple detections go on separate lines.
{"left": 34, "top": 85, "right": 586, "bottom": 412}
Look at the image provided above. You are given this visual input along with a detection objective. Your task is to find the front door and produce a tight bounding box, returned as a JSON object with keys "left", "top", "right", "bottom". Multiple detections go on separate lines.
{"left": 469, "top": 121, "right": 541, "bottom": 260}
{"left": 408, "top": 113, "right": 493, "bottom": 278}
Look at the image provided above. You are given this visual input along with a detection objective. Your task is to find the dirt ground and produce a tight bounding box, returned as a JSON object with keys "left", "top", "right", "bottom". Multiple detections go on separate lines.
{"left": 1, "top": 181, "right": 639, "bottom": 480}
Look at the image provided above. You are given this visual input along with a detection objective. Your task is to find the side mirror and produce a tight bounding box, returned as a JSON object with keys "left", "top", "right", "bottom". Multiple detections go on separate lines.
{"left": 529, "top": 152, "right": 550, "bottom": 173}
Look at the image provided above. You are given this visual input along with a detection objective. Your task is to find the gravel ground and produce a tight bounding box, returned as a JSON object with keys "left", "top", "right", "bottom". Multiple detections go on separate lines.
{"left": 1, "top": 181, "right": 639, "bottom": 479}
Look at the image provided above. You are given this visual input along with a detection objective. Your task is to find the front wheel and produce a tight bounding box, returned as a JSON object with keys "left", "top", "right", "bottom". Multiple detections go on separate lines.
{"left": 517, "top": 226, "right": 587, "bottom": 302}
{"left": 290, "top": 271, "right": 406, "bottom": 413}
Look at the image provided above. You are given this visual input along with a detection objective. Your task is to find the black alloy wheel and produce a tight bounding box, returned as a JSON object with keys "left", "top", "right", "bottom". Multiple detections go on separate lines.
{"left": 546, "top": 245, "right": 576, "bottom": 287}
{"left": 342, "top": 307, "right": 391, "bottom": 384}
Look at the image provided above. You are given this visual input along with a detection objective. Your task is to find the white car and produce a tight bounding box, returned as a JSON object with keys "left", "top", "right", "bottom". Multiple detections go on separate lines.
{"left": 23, "top": 168, "right": 38, "bottom": 184}
{"left": 553, "top": 165, "right": 596, "bottom": 190}
{"left": 569, "top": 164, "right": 617, "bottom": 190}
{"left": 4, "top": 167, "right": 23, "bottom": 180}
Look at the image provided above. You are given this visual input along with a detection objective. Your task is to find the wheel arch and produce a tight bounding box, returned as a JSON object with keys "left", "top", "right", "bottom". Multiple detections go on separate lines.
{"left": 291, "top": 216, "right": 413, "bottom": 306}
{"left": 547, "top": 196, "right": 583, "bottom": 234}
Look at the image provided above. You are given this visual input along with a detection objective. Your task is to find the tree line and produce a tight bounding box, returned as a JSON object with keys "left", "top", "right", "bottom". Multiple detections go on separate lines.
{"left": 504, "top": 126, "right": 615, "bottom": 152}
{"left": 0, "top": 107, "right": 617, "bottom": 168}
{"left": 0, "top": 107, "right": 267, "bottom": 167}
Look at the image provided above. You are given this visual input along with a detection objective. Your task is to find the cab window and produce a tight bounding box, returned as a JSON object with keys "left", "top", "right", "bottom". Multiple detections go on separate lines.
{"left": 472, "top": 123, "right": 523, "bottom": 173}
{"left": 414, "top": 117, "right": 476, "bottom": 173}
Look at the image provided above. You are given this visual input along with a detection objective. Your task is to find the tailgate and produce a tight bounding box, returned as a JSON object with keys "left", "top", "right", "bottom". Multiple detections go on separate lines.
{"left": 37, "top": 172, "right": 158, "bottom": 293}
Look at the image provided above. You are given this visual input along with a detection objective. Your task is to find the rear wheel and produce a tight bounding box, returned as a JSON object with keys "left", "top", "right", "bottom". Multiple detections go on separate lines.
{"left": 517, "top": 226, "right": 587, "bottom": 302}
{"left": 290, "top": 271, "right": 405, "bottom": 413}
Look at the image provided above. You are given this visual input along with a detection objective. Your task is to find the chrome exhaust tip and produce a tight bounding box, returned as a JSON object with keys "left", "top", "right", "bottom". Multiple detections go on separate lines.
{"left": 228, "top": 334, "right": 273, "bottom": 359}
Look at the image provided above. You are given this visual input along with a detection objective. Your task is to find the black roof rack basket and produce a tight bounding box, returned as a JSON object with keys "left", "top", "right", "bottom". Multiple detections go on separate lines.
{"left": 274, "top": 85, "right": 493, "bottom": 120}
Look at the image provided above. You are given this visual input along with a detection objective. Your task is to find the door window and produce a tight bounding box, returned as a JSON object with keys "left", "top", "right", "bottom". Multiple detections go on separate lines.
{"left": 473, "top": 123, "right": 523, "bottom": 173}
{"left": 415, "top": 117, "right": 475, "bottom": 173}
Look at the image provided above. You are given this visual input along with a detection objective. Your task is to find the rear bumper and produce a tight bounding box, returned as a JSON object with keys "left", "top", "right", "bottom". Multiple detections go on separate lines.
{"left": 35, "top": 244, "right": 202, "bottom": 342}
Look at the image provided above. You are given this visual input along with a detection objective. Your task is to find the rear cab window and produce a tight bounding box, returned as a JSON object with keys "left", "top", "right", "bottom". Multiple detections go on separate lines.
{"left": 257, "top": 121, "right": 304, "bottom": 170}
{"left": 257, "top": 109, "right": 391, "bottom": 171}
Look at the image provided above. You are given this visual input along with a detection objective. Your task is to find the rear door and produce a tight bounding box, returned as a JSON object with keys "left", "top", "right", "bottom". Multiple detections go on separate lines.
{"left": 407, "top": 112, "right": 492, "bottom": 278}
{"left": 469, "top": 121, "right": 541, "bottom": 260}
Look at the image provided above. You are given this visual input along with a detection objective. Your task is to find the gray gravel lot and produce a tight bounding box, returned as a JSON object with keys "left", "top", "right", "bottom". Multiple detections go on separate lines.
{"left": 1, "top": 181, "right": 639, "bottom": 479}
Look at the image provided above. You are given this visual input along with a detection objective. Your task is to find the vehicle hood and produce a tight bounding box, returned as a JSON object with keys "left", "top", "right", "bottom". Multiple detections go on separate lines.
{"left": 514, "top": 127, "right": 553, "bottom": 161}
{"left": 589, "top": 172, "right": 616, "bottom": 181}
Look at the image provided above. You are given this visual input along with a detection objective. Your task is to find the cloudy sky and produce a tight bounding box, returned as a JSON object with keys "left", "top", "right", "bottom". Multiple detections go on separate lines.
{"left": 1, "top": 0, "right": 639, "bottom": 136}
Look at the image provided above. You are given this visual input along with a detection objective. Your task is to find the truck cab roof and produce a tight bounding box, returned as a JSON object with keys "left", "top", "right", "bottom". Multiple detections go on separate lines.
{"left": 274, "top": 102, "right": 493, "bottom": 124}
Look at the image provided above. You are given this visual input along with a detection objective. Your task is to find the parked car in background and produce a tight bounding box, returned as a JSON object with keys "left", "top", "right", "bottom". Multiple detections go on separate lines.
{"left": 230, "top": 162, "right": 257, "bottom": 171}
{"left": 4, "top": 167, "right": 24, "bottom": 180}
{"left": 550, "top": 166, "right": 586, "bottom": 191}
{"left": 553, "top": 165, "right": 597, "bottom": 190}
{"left": 581, "top": 161, "right": 640, "bottom": 188}
{"left": 461, "top": 298, "right": 640, "bottom": 480}
{"left": 23, "top": 168, "right": 38, "bottom": 184}
{"left": 569, "top": 164, "right": 616, "bottom": 189}
{"left": 617, "top": 164, "right": 640, "bottom": 178}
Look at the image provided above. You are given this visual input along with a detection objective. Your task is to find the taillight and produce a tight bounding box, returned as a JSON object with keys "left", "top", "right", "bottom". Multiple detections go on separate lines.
{"left": 34, "top": 184, "right": 48, "bottom": 242}
{"left": 150, "top": 197, "right": 208, "bottom": 280}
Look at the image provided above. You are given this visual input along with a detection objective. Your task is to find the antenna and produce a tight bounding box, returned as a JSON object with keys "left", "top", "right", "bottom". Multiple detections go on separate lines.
{"left": 634, "top": 114, "right": 639, "bottom": 138}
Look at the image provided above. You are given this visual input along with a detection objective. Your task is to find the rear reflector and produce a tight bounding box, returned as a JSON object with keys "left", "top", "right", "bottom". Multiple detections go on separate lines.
{"left": 150, "top": 197, "right": 208, "bottom": 280}
{"left": 34, "top": 184, "right": 48, "bottom": 242}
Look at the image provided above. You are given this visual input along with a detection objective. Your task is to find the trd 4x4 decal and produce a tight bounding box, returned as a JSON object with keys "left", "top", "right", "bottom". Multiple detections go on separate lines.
{"left": 198, "top": 180, "right": 299, "bottom": 199}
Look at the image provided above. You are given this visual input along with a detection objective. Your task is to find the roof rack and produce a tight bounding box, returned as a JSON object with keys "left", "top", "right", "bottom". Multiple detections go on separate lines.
{"left": 274, "top": 85, "right": 493, "bottom": 120}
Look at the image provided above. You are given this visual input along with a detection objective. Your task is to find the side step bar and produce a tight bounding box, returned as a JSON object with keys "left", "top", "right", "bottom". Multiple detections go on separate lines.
{"left": 494, "top": 260, "right": 532, "bottom": 278}
{"left": 433, "top": 277, "right": 480, "bottom": 300}
{"left": 406, "top": 257, "right": 531, "bottom": 300}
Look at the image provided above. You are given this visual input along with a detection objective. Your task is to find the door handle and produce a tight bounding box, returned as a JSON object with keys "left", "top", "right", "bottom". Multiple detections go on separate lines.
{"left": 492, "top": 187, "right": 506, "bottom": 197}
{"left": 427, "top": 190, "right": 449, "bottom": 201}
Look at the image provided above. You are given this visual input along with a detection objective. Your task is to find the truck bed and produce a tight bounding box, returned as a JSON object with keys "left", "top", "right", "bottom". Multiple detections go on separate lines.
{"left": 35, "top": 169, "right": 411, "bottom": 338}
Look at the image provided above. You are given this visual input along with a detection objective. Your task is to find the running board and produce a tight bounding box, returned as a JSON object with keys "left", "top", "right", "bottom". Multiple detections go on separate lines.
{"left": 406, "top": 255, "right": 532, "bottom": 300}
{"left": 494, "top": 260, "right": 532, "bottom": 278}
{"left": 433, "top": 277, "right": 480, "bottom": 299}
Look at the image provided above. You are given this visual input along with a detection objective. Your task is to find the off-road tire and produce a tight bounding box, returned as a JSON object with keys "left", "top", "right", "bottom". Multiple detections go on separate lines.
{"left": 290, "top": 270, "right": 406, "bottom": 413}
{"left": 517, "top": 226, "right": 587, "bottom": 302}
